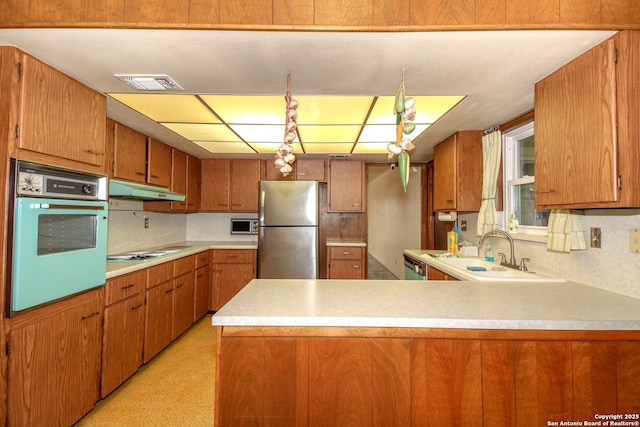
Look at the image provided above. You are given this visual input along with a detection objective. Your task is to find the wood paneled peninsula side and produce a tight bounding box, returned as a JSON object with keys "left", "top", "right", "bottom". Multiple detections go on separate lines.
{"left": 212, "top": 279, "right": 640, "bottom": 427}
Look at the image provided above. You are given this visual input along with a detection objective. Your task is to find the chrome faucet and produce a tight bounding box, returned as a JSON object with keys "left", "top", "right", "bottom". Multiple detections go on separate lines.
{"left": 479, "top": 229, "right": 519, "bottom": 270}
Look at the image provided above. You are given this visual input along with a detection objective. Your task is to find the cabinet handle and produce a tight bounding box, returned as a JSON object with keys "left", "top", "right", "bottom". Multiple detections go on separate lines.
{"left": 81, "top": 311, "right": 100, "bottom": 320}
{"left": 176, "top": 283, "right": 184, "bottom": 289}
{"left": 445, "top": 199, "right": 454, "bottom": 203}
{"left": 151, "top": 174, "right": 160, "bottom": 178}
{"left": 352, "top": 265, "right": 361, "bottom": 269}
{"left": 197, "top": 273, "right": 204, "bottom": 278}
{"left": 165, "top": 289, "right": 174, "bottom": 294}
{"left": 342, "top": 251, "right": 351, "bottom": 255}
{"left": 86, "top": 149, "right": 105, "bottom": 156}
{"left": 121, "top": 284, "right": 135, "bottom": 290}
{"left": 535, "top": 189, "right": 556, "bottom": 194}
{"left": 130, "top": 304, "right": 143, "bottom": 311}
{"left": 136, "top": 171, "right": 145, "bottom": 176}
{"left": 352, "top": 203, "right": 360, "bottom": 207}
{"left": 218, "top": 204, "right": 228, "bottom": 207}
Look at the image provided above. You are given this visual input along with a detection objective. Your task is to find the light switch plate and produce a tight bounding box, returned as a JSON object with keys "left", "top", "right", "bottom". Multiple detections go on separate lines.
{"left": 630, "top": 229, "right": 640, "bottom": 253}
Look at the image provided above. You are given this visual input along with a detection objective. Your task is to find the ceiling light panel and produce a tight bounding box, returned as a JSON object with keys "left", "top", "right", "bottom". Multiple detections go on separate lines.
{"left": 162, "top": 123, "right": 241, "bottom": 141}
{"left": 229, "top": 124, "right": 298, "bottom": 143}
{"left": 109, "top": 93, "right": 218, "bottom": 123}
{"left": 295, "top": 96, "right": 373, "bottom": 125}
{"left": 249, "top": 142, "right": 303, "bottom": 154}
{"left": 352, "top": 142, "right": 393, "bottom": 154}
{"left": 368, "top": 95, "right": 465, "bottom": 125}
{"left": 200, "top": 95, "right": 287, "bottom": 124}
{"left": 297, "top": 124, "right": 362, "bottom": 143}
{"left": 302, "top": 143, "right": 355, "bottom": 154}
{"left": 194, "top": 141, "right": 256, "bottom": 154}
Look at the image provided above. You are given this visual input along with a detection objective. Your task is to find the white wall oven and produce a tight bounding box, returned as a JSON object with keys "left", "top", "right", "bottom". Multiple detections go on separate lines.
{"left": 6, "top": 160, "right": 108, "bottom": 314}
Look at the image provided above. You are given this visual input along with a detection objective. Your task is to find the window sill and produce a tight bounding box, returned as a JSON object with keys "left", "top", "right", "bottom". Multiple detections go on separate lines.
{"left": 510, "top": 233, "right": 547, "bottom": 244}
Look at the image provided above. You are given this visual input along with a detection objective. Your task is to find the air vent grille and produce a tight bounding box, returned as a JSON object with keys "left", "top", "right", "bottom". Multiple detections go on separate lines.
{"left": 114, "top": 74, "right": 183, "bottom": 91}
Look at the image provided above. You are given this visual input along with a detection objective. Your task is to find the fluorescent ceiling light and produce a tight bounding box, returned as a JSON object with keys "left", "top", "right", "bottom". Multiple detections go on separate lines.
{"left": 108, "top": 93, "right": 464, "bottom": 155}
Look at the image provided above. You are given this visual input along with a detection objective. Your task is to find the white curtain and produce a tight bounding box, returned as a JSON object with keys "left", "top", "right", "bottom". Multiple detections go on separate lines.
{"left": 476, "top": 130, "right": 502, "bottom": 236}
{"left": 546, "top": 209, "right": 589, "bottom": 253}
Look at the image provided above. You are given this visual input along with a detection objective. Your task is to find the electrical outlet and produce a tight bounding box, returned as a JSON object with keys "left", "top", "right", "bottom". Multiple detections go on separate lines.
{"left": 460, "top": 220, "right": 467, "bottom": 231}
{"left": 630, "top": 229, "right": 640, "bottom": 253}
{"left": 590, "top": 227, "right": 601, "bottom": 248}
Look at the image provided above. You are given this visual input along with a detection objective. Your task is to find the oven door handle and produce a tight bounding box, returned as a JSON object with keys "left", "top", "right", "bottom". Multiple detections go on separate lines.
{"left": 42, "top": 204, "right": 105, "bottom": 211}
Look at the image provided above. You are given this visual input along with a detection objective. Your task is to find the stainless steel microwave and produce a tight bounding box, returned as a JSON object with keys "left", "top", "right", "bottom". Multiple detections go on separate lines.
{"left": 231, "top": 218, "right": 258, "bottom": 235}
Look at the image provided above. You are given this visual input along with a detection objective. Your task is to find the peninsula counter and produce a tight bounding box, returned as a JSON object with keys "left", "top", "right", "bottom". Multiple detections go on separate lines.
{"left": 212, "top": 279, "right": 640, "bottom": 426}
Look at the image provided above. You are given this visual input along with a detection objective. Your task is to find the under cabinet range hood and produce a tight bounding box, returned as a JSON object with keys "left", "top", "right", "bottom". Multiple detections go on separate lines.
{"left": 108, "top": 179, "right": 185, "bottom": 201}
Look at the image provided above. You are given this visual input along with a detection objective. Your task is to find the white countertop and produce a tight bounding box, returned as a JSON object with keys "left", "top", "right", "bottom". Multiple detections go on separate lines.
{"left": 212, "top": 278, "right": 640, "bottom": 330}
{"left": 106, "top": 240, "right": 257, "bottom": 278}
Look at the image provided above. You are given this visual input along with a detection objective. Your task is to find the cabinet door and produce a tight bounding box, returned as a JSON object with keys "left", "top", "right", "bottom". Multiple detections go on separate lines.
{"left": 433, "top": 134, "right": 456, "bottom": 211}
{"left": 144, "top": 280, "right": 174, "bottom": 363}
{"left": 8, "top": 292, "right": 102, "bottom": 427}
{"left": 112, "top": 121, "right": 147, "bottom": 183}
{"left": 212, "top": 263, "right": 255, "bottom": 310}
{"left": 101, "top": 293, "right": 145, "bottom": 398}
{"left": 230, "top": 160, "right": 261, "bottom": 212}
{"left": 328, "top": 160, "right": 365, "bottom": 212}
{"left": 328, "top": 259, "right": 364, "bottom": 279}
{"left": 194, "top": 264, "right": 211, "bottom": 321}
{"left": 296, "top": 159, "right": 326, "bottom": 181}
{"left": 171, "top": 148, "right": 188, "bottom": 210}
{"left": 534, "top": 39, "right": 618, "bottom": 207}
{"left": 147, "top": 138, "right": 172, "bottom": 188}
{"left": 18, "top": 53, "right": 107, "bottom": 167}
{"left": 200, "top": 159, "right": 230, "bottom": 211}
{"left": 173, "top": 271, "right": 195, "bottom": 339}
{"left": 186, "top": 155, "right": 201, "bottom": 212}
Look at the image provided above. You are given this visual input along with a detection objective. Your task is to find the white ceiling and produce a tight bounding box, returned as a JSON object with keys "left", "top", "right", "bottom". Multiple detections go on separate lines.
{"left": 0, "top": 28, "right": 615, "bottom": 163}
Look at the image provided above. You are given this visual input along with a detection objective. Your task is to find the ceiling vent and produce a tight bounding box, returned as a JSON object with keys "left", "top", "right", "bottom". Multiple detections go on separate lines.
{"left": 114, "top": 74, "right": 183, "bottom": 91}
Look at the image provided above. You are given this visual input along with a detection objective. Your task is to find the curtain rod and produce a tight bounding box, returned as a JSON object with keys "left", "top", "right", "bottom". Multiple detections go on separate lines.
{"left": 483, "top": 125, "right": 499, "bottom": 135}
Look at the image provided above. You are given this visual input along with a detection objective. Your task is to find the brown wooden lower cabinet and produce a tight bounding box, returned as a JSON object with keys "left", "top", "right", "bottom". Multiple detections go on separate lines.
{"left": 215, "top": 328, "right": 640, "bottom": 427}
{"left": 210, "top": 249, "right": 256, "bottom": 311}
{"left": 427, "top": 265, "right": 458, "bottom": 280}
{"left": 8, "top": 290, "right": 103, "bottom": 427}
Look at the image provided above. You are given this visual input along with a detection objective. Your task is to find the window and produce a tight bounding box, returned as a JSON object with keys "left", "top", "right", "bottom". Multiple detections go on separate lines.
{"left": 503, "top": 122, "right": 549, "bottom": 236}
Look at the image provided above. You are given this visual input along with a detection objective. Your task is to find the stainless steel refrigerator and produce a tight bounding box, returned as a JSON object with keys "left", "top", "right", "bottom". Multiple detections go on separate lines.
{"left": 258, "top": 180, "right": 319, "bottom": 279}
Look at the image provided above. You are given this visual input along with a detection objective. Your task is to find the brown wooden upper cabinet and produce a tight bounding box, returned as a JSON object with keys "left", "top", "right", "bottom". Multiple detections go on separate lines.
{"left": 433, "top": 131, "right": 483, "bottom": 212}
{"left": 201, "top": 159, "right": 261, "bottom": 212}
{"left": 170, "top": 148, "right": 188, "bottom": 211}
{"left": 534, "top": 31, "right": 640, "bottom": 209}
{"left": 110, "top": 119, "right": 147, "bottom": 183}
{"left": 296, "top": 159, "right": 326, "bottom": 181}
{"left": 328, "top": 160, "right": 365, "bottom": 212}
{"left": 4, "top": 47, "right": 107, "bottom": 173}
{"left": 147, "top": 137, "right": 172, "bottom": 188}
{"left": 186, "top": 154, "right": 201, "bottom": 212}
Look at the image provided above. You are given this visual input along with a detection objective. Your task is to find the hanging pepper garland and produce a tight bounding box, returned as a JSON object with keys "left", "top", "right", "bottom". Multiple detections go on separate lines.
{"left": 274, "top": 72, "right": 298, "bottom": 176}
{"left": 387, "top": 69, "right": 416, "bottom": 192}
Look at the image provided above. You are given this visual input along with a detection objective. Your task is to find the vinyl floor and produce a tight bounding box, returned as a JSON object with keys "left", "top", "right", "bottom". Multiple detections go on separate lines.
{"left": 75, "top": 315, "right": 217, "bottom": 427}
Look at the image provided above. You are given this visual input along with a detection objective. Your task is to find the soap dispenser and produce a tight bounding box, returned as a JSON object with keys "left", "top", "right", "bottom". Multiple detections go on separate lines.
{"left": 484, "top": 243, "right": 494, "bottom": 262}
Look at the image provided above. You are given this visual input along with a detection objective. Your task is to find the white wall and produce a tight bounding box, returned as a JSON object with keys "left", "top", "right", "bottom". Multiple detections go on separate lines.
{"left": 367, "top": 165, "right": 422, "bottom": 279}
{"left": 458, "top": 210, "right": 640, "bottom": 299}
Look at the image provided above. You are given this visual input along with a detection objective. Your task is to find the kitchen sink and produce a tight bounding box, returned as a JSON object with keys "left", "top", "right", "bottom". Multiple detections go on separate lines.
{"left": 434, "top": 257, "right": 566, "bottom": 282}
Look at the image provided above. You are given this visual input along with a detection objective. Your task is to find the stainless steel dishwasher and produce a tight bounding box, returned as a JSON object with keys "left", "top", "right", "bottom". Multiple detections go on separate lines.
{"left": 403, "top": 254, "right": 427, "bottom": 280}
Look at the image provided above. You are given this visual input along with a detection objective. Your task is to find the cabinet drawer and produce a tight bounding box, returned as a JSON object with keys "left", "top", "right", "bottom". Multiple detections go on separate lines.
{"left": 105, "top": 269, "right": 145, "bottom": 305}
{"left": 329, "top": 246, "right": 364, "bottom": 260}
{"left": 212, "top": 249, "right": 256, "bottom": 264}
{"left": 195, "top": 251, "right": 211, "bottom": 269}
{"left": 147, "top": 261, "right": 173, "bottom": 288}
{"left": 174, "top": 255, "right": 195, "bottom": 277}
